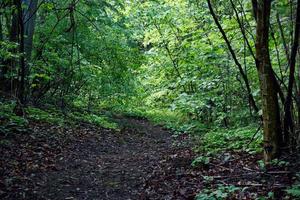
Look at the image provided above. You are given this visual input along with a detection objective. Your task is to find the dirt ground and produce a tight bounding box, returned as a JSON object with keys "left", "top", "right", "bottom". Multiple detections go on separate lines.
{"left": 0, "top": 116, "right": 296, "bottom": 200}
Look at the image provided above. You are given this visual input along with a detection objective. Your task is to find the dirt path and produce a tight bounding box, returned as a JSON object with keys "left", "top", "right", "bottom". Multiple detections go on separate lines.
{"left": 0, "top": 117, "right": 299, "bottom": 200}
{"left": 0, "top": 115, "right": 193, "bottom": 200}
{"left": 2, "top": 115, "right": 294, "bottom": 200}
{"left": 40, "top": 117, "right": 180, "bottom": 200}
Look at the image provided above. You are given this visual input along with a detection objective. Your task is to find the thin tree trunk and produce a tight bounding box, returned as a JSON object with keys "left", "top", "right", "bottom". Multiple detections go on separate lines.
{"left": 252, "top": 0, "right": 285, "bottom": 104}
{"left": 283, "top": 0, "right": 300, "bottom": 148}
{"left": 0, "top": 15, "right": 3, "bottom": 41}
{"left": 15, "top": 0, "right": 26, "bottom": 105}
{"left": 251, "top": 0, "right": 258, "bottom": 20}
{"left": 153, "top": 23, "right": 182, "bottom": 79}
{"left": 4, "top": 1, "right": 20, "bottom": 94}
{"left": 255, "top": 0, "right": 282, "bottom": 163}
{"left": 0, "top": 13, "right": 4, "bottom": 90}
{"left": 24, "top": 0, "right": 38, "bottom": 61}
{"left": 207, "top": 0, "right": 259, "bottom": 114}
{"left": 277, "top": 13, "right": 290, "bottom": 63}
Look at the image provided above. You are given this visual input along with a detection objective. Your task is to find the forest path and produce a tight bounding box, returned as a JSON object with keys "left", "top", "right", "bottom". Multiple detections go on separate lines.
{"left": 1, "top": 115, "right": 293, "bottom": 200}
{"left": 0, "top": 115, "right": 193, "bottom": 200}
{"left": 39, "top": 115, "right": 193, "bottom": 200}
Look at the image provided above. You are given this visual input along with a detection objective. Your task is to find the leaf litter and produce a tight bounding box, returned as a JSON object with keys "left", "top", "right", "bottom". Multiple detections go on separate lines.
{"left": 0, "top": 116, "right": 299, "bottom": 199}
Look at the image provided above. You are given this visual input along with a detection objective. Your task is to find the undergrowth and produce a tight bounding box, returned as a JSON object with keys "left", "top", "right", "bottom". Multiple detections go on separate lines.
{"left": 0, "top": 102, "right": 29, "bottom": 137}
{"left": 1, "top": 102, "right": 296, "bottom": 200}
{"left": 285, "top": 173, "right": 300, "bottom": 198}
{"left": 0, "top": 101, "right": 119, "bottom": 137}
{"left": 196, "top": 126, "right": 262, "bottom": 155}
{"left": 69, "top": 111, "right": 119, "bottom": 130}
{"left": 112, "top": 105, "right": 262, "bottom": 154}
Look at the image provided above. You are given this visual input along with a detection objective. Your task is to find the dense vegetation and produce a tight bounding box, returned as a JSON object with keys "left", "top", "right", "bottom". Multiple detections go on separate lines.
{"left": 1, "top": 0, "right": 300, "bottom": 199}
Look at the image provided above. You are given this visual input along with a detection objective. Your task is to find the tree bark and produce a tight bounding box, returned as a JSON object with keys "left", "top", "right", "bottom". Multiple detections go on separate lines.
{"left": 15, "top": 0, "right": 26, "bottom": 105}
{"left": 251, "top": 0, "right": 258, "bottom": 20}
{"left": 23, "top": 0, "right": 38, "bottom": 61}
{"left": 277, "top": 13, "right": 290, "bottom": 63}
{"left": 0, "top": 14, "right": 3, "bottom": 41}
{"left": 1, "top": 1, "right": 21, "bottom": 94}
{"left": 283, "top": 0, "right": 300, "bottom": 148}
{"left": 0, "top": 11, "right": 4, "bottom": 89}
{"left": 255, "top": 0, "right": 282, "bottom": 163}
{"left": 250, "top": 0, "right": 285, "bottom": 105}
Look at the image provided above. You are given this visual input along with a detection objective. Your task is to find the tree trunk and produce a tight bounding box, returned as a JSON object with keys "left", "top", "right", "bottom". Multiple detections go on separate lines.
{"left": 2, "top": 1, "right": 21, "bottom": 94}
{"left": 0, "top": 12, "right": 4, "bottom": 92}
{"left": 283, "top": 0, "right": 300, "bottom": 148}
{"left": 255, "top": 0, "right": 282, "bottom": 163}
{"left": 15, "top": 0, "right": 26, "bottom": 105}
{"left": 0, "top": 14, "right": 3, "bottom": 41}
{"left": 23, "top": 0, "right": 38, "bottom": 61}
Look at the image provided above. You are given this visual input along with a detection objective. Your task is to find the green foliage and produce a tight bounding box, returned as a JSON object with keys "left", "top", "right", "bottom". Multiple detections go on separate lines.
{"left": 1, "top": 1, "right": 299, "bottom": 198}
{"left": 0, "top": 102, "right": 118, "bottom": 131}
{"left": 191, "top": 155, "right": 211, "bottom": 167}
{"left": 70, "top": 112, "right": 119, "bottom": 130}
{"left": 1, "top": 0, "right": 262, "bottom": 139}
{"left": 0, "top": 102, "right": 29, "bottom": 136}
{"left": 196, "top": 185, "right": 240, "bottom": 200}
{"left": 196, "top": 126, "right": 262, "bottom": 154}
{"left": 256, "top": 192, "right": 275, "bottom": 200}
{"left": 123, "top": 0, "right": 259, "bottom": 131}
{"left": 257, "top": 160, "right": 266, "bottom": 170}
{"left": 0, "top": 41, "right": 19, "bottom": 60}
{"left": 23, "top": 0, "right": 143, "bottom": 107}
{"left": 27, "top": 106, "right": 119, "bottom": 130}
{"left": 26, "top": 107, "right": 65, "bottom": 125}
{"left": 0, "top": 0, "right": 296, "bottom": 169}
{"left": 112, "top": 101, "right": 211, "bottom": 135}
{"left": 135, "top": 109, "right": 187, "bottom": 132}
{"left": 257, "top": 158, "right": 290, "bottom": 171}
{"left": 285, "top": 173, "right": 300, "bottom": 198}
{"left": 286, "top": 185, "right": 300, "bottom": 198}
{"left": 113, "top": 105, "right": 188, "bottom": 133}
{"left": 202, "top": 176, "right": 215, "bottom": 184}
{"left": 270, "top": 159, "right": 290, "bottom": 167}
